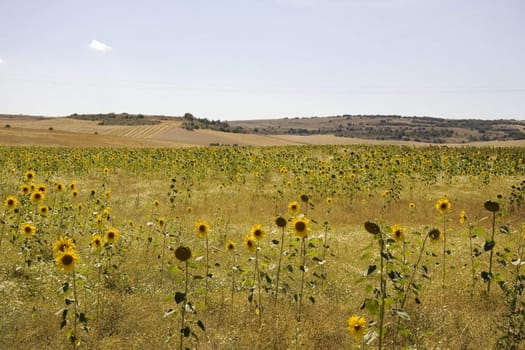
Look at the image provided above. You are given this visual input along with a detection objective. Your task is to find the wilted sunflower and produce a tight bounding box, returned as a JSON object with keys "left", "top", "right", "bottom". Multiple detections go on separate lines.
{"left": 435, "top": 198, "right": 451, "bottom": 214}
{"left": 364, "top": 221, "right": 381, "bottom": 235}
{"left": 105, "top": 227, "right": 120, "bottom": 243}
{"left": 91, "top": 234, "right": 103, "bottom": 249}
{"left": 250, "top": 224, "right": 266, "bottom": 240}
{"left": 288, "top": 201, "right": 301, "bottom": 215}
{"left": 275, "top": 216, "right": 287, "bottom": 228}
{"left": 225, "top": 240, "right": 236, "bottom": 251}
{"left": 291, "top": 217, "right": 310, "bottom": 238}
{"left": 20, "top": 223, "right": 36, "bottom": 237}
{"left": 347, "top": 315, "right": 366, "bottom": 340}
{"left": 30, "top": 191, "right": 45, "bottom": 203}
{"left": 484, "top": 200, "right": 500, "bottom": 213}
{"left": 428, "top": 228, "right": 442, "bottom": 241}
{"left": 175, "top": 246, "right": 192, "bottom": 262}
{"left": 4, "top": 195, "right": 18, "bottom": 209}
{"left": 195, "top": 221, "right": 210, "bottom": 238}
{"left": 391, "top": 224, "right": 405, "bottom": 242}
{"left": 53, "top": 236, "right": 76, "bottom": 254}
{"left": 55, "top": 249, "right": 79, "bottom": 272}
{"left": 244, "top": 234, "right": 256, "bottom": 252}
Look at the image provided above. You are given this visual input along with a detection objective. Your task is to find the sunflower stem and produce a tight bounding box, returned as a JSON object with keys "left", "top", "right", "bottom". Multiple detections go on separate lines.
{"left": 179, "top": 259, "right": 189, "bottom": 350}
{"left": 295, "top": 237, "right": 307, "bottom": 349}
{"left": 378, "top": 236, "right": 386, "bottom": 350}
{"left": 255, "top": 247, "right": 262, "bottom": 327}
{"left": 442, "top": 213, "right": 447, "bottom": 293}
{"left": 205, "top": 235, "right": 209, "bottom": 307}
{"left": 487, "top": 211, "right": 496, "bottom": 295}
{"left": 274, "top": 226, "right": 285, "bottom": 306}
{"left": 72, "top": 268, "right": 78, "bottom": 350}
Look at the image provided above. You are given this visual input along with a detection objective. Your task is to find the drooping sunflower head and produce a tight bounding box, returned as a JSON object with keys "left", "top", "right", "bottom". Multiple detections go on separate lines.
{"left": 391, "top": 224, "right": 405, "bottom": 242}
{"left": 91, "top": 234, "right": 103, "bottom": 250}
{"left": 484, "top": 200, "right": 500, "bottom": 213}
{"left": 225, "top": 240, "right": 236, "bottom": 251}
{"left": 364, "top": 221, "right": 381, "bottom": 235}
{"left": 291, "top": 217, "right": 310, "bottom": 238}
{"left": 4, "top": 195, "right": 18, "bottom": 209}
{"left": 20, "top": 223, "right": 36, "bottom": 237}
{"left": 105, "top": 227, "right": 120, "bottom": 243}
{"left": 175, "top": 246, "right": 192, "bottom": 262}
{"left": 347, "top": 315, "right": 366, "bottom": 340}
{"left": 250, "top": 224, "right": 266, "bottom": 240}
{"left": 195, "top": 221, "right": 210, "bottom": 238}
{"left": 53, "top": 236, "right": 76, "bottom": 254}
{"left": 288, "top": 201, "right": 301, "bottom": 215}
{"left": 55, "top": 249, "right": 79, "bottom": 272}
{"left": 435, "top": 198, "right": 451, "bottom": 215}
{"left": 275, "top": 216, "right": 287, "bottom": 228}
{"left": 244, "top": 234, "right": 256, "bottom": 252}
{"left": 428, "top": 228, "right": 442, "bottom": 242}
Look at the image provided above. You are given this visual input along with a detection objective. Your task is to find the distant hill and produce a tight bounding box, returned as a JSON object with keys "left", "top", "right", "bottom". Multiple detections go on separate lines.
{"left": 227, "top": 114, "right": 525, "bottom": 144}
{"left": 1, "top": 113, "right": 524, "bottom": 146}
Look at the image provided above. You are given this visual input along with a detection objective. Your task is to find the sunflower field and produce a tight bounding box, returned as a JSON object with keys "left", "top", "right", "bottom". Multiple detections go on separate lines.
{"left": 1, "top": 145, "right": 525, "bottom": 349}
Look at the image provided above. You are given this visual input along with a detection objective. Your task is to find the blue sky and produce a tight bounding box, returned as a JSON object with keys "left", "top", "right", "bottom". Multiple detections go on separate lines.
{"left": 1, "top": 0, "right": 524, "bottom": 121}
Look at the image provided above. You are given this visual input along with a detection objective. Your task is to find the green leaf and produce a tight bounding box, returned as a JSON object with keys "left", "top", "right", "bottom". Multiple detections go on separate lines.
{"left": 78, "top": 312, "right": 88, "bottom": 323}
{"left": 182, "top": 326, "right": 190, "bottom": 337}
{"left": 175, "top": 292, "right": 186, "bottom": 304}
{"left": 363, "top": 298, "right": 379, "bottom": 316}
{"left": 393, "top": 309, "right": 411, "bottom": 320}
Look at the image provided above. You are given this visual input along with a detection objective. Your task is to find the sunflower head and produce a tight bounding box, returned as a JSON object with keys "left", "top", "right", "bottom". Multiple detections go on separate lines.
{"left": 428, "top": 228, "right": 442, "bottom": 242}
{"left": 24, "top": 170, "right": 36, "bottom": 182}
{"left": 20, "top": 184, "right": 31, "bottom": 195}
{"left": 250, "top": 224, "right": 266, "bottom": 240}
{"left": 55, "top": 249, "right": 79, "bottom": 272}
{"left": 391, "top": 224, "right": 405, "bottom": 242}
{"left": 20, "top": 223, "right": 36, "bottom": 237}
{"left": 157, "top": 217, "right": 166, "bottom": 228}
{"left": 30, "top": 191, "right": 45, "bottom": 203}
{"left": 39, "top": 205, "right": 49, "bottom": 215}
{"left": 105, "top": 228, "right": 120, "bottom": 243}
{"left": 300, "top": 194, "right": 309, "bottom": 203}
{"left": 244, "top": 234, "right": 256, "bottom": 252}
{"left": 91, "top": 235, "right": 103, "bottom": 250}
{"left": 291, "top": 217, "right": 310, "bottom": 238}
{"left": 408, "top": 202, "right": 416, "bottom": 209}
{"left": 347, "top": 315, "right": 366, "bottom": 340}
{"left": 459, "top": 210, "right": 467, "bottom": 224}
{"left": 288, "top": 201, "right": 301, "bottom": 215}
{"left": 364, "top": 221, "right": 381, "bottom": 235}
{"left": 225, "top": 240, "right": 236, "bottom": 251}
{"left": 325, "top": 197, "right": 333, "bottom": 205}
{"left": 275, "top": 216, "right": 287, "bottom": 228}
{"left": 484, "top": 200, "right": 500, "bottom": 213}
{"left": 435, "top": 198, "right": 451, "bottom": 215}
{"left": 53, "top": 236, "right": 76, "bottom": 254}
{"left": 54, "top": 182, "right": 64, "bottom": 192}
{"left": 195, "top": 221, "right": 210, "bottom": 238}
{"left": 175, "top": 246, "right": 192, "bottom": 262}
{"left": 4, "top": 195, "right": 18, "bottom": 209}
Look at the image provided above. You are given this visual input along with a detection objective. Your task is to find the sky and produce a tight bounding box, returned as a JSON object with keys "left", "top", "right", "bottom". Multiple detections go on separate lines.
{"left": 0, "top": 0, "right": 524, "bottom": 121}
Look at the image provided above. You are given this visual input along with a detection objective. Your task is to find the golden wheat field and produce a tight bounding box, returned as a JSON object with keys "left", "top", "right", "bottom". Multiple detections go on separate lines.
{"left": 1, "top": 144, "right": 525, "bottom": 350}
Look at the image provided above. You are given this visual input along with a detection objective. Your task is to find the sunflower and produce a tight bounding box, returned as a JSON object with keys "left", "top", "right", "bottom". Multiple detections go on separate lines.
{"left": 195, "top": 221, "right": 210, "bottom": 238}
{"left": 435, "top": 198, "right": 451, "bottom": 215}
{"left": 325, "top": 197, "right": 333, "bottom": 205}
{"left": 30, "top": 191, "right": 45, "bottom": 203}
{"left": 409, "top": 202, "right": 416, "bottom": 209}
{"left": 55, "top": 249, "right": 79, "bottom": 272}
{"left": 244, "top": 234, "right": 256, "bottom": 252}
{"left": 391, "top": 224, "right": 405, "bottom": 242}
{"left": 103, "top": 167, "right": 110, "bottom": 175}
{"left": 428, "top": 228, "right": 442, "bottom": 241}
{"left": 20, "top": 223, "right": 36, "bottom": 237}
{"left": 157, "top": 217, "right": 166, "bottom": 228}
{"left": 105, "top": 227, "right": 120, "bottom": 243}
{"left": 53, "top": 236, "right": 76, "bottom": 254}
{"left": 225, "top": 240, "right": 236, "bottom": 251}
{"left": 4, "top": 195, "right": 18, "bottom": 209}
{"left": 38, "top": 205, "right": 49, "bottom": 215}
{"left": 91, "top": 234, "right": 103, "bottom": 249}
{"left": 24, "top": 170, "right": 36, "bottom": 182}
{"left": 275, "top": 216, "right": 287, "bottom": 228}
{"left": 459, "top": 210, "right": 467, "bottom": 224}
{"left": 291, "top": 217, "right": 310, "bottom": 238}
{"left": 20, "top": 184, "right": 31, "bottom": 195}
{"left": 71, "top": 190, "right": 79, "bottom": 198}
{"left": 484, "top": 200, "right": 500, "bottom": 213}
{"left": 68, "top": 182, "right": 77, "bottom": 191}
{"left": 36, "top": 183, "right": 47, "bottom": 194}
{"left": 347, "top": 315, "right": 366, "bottom": 340}
{"left": 54, "top": 182, "right": 64, "bottom": 192}
{"left": 250, "top": 224, "right": 266, "bottom": 240}
{"left": 288, "top": 201, "right": 300, "bottom": 215}
{"left": 175, "top": 246, "right": 192, "bottom": 262}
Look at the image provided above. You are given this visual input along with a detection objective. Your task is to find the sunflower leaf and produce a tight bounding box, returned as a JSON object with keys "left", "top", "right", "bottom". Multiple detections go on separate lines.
{"left": 365, "top": 265, "right": 377, "bottom": 276}
{"left": 174, "top": 292, "right": 186, "bottom": 304}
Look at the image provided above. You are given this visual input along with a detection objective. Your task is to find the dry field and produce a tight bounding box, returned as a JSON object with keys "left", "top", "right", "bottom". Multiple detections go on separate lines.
{"left": 3, "top": 115, "right": 525, "bottom": 147}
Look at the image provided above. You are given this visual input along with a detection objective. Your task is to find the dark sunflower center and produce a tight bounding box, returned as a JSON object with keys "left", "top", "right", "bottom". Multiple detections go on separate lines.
{"left": 291, "top": 205, "right": 297, "bottom": 211}
{"left": 8, "top": 200, "right": 14, "bottom": 205}
{"left": 254, "top": 230, "right": 262, "bottom": 236}
{"left": 25, "top": 227, "right": 32, "bottom": 233}
{"left": 295, "top": 221, "right": 306, "bottom": 231}
{"left": 62, "top": 255, "right": 74, "bottom": 265}
{"left": 108, "top": 232, "right": 115, "bottom": 239}
{"left": 199, "top": 225, "right": 206, "bottom": 232}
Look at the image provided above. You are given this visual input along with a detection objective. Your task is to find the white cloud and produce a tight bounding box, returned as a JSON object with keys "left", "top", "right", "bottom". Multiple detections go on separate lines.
{"left": 89, "top": 39, "right": 112, "bottom": 53}
{"left": 0, "top": 58, "right": 4, "bottom": 64}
